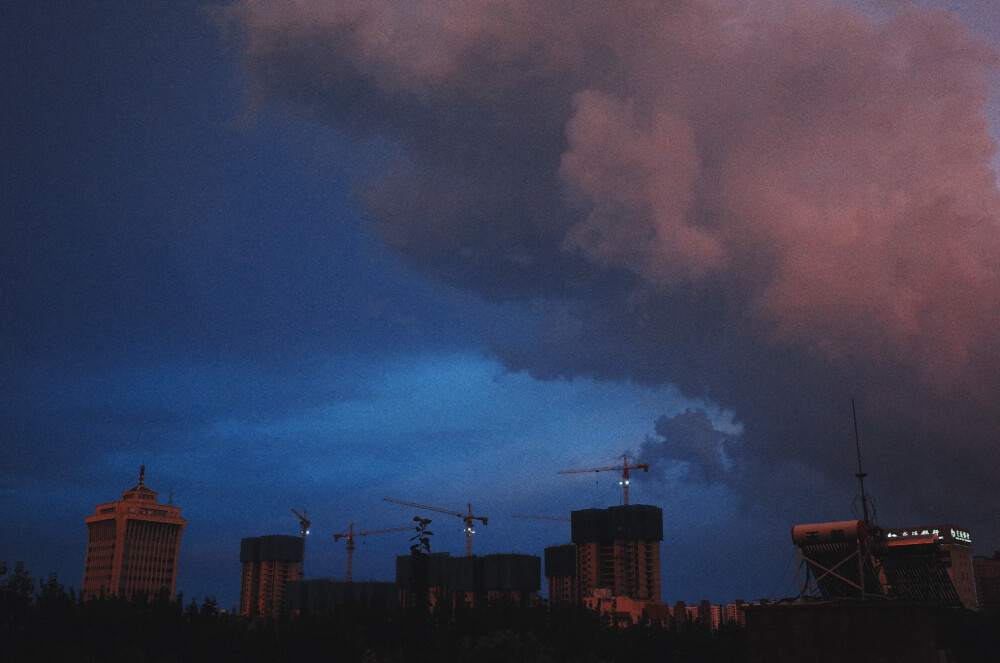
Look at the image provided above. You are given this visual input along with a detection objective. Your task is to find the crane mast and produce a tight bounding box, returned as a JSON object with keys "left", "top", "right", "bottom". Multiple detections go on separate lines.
{"left": 558, "top": 454, "right": 650, "bottom": 505}
{"left": 333, "top": 522, "right": 414, "bottom": 582}
{"left": 383, "top": 498, "right": 488, "bottom": 556}
{"left": 291, "top": 508, "right": 310, "bottom": 578}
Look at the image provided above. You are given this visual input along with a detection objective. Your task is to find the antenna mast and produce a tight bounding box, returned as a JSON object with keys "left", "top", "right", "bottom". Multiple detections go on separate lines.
{"left": 852, "top": 398, "right": 871, "bottom": 529}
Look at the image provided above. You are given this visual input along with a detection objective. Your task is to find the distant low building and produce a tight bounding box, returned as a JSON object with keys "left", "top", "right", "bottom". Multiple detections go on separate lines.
{"left": 724, "top": 599, "right": 749, "bottom": 627}
{"left": 581, "top": 594, "right": 754, "bottom": 630}
{"left": 583, "top": 589, "right": 651, "bottom": 626}
{"left": 82, "top": 466, "right": 186, "bottom": 602}
{"left": 239, "top": 535, "right": 303, "bottom": 617}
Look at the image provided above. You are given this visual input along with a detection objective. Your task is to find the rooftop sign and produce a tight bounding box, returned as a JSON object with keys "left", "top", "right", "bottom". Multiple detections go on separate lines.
{"left": 883, "top": 525, "right": 972, "bottom": 546}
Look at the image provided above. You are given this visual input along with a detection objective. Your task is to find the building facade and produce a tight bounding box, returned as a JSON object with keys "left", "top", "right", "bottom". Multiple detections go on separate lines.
{"left": 543, "top": 504, "right": 663, "bottom": 622}
{"left": 239, "top": 535, "right": 303, "bottom": 617}
{"left": 882, "top": 525, "right": 978, "bottom": 610}
{"left": 82, "top": 467, "right": 186, "bottom": 602}
{"left": 572, "top": 505, "right": 662, "bottom": 601}
{"left": 973, "top": 551, "right": 1000, "bottom": 612}
{"left": 395, "top": 552, "right": 540, "bottom": 609}
{"left": 543, "top": 543, "right": 578, "bottom": 603}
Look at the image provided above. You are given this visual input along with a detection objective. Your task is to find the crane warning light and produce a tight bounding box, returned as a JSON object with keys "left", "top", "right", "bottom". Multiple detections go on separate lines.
{"left": 560, "top": 454, "right": 649, "bottom": 505}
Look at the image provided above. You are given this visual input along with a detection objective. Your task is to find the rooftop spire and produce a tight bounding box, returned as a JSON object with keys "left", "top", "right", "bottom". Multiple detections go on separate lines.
{"left": 139, "top": 465, "right": 145, "bottom": 486}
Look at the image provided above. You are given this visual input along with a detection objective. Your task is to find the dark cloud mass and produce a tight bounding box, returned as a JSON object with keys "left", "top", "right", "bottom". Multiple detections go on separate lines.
{"left": 225, "top": 1, "right": 1000, "bottom": 542}
{"left": 640, "top": 409, "right": 741, "bottom": 485}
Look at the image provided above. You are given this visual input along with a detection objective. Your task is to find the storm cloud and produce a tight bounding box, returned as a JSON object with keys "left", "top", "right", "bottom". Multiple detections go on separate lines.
{"left": 639, "top": 408, "right": 741, "bottom": 485}
{"left": 224, "top": 1, "right": 1000, "bottom": 540}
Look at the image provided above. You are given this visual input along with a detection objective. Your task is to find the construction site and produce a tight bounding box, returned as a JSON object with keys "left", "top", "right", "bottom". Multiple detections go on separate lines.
{"left": 228, "top": 437, "right": 1000, "bottom": 662}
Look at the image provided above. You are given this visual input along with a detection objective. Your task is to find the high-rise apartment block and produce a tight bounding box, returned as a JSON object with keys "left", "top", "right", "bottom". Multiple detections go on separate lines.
{"left": 82, "top": 467, "right": 186, "bottom": 602}
{"left": 544, "top": 505, "right": 663, "bottom": 604}
{"left": 573, "top": 505, "right": 663, "bottom": 600}
{"left": 239, "top": 535, "right": 303, "bottom": 617}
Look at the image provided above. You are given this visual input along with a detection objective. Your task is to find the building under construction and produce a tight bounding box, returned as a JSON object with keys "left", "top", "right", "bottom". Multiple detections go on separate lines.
{"left": 544, "top": 504, "right": 663, "bottom": 607}
{"left": 239, "top": 535, "right": 303, "bottom": 617}
{"left": 395, "top": 552, "right": 540, "bottom": 609}
{"left": 544, "top": 544, "right": 579, "bottom": 602}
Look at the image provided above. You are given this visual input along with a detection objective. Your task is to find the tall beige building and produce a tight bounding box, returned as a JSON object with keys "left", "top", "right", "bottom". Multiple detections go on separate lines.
{"left": 82, "top": 467, "right": 186, "bottom": 601}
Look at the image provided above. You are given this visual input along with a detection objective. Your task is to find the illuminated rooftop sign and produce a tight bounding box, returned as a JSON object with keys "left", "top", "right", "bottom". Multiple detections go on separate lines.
{"left": 883, "top": 525, "right": 972, "bottom": 546}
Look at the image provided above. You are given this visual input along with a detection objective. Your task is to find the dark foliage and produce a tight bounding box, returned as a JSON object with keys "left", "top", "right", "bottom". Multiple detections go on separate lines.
{"left": 8, "top": 561, "right": 1000, "bottom": 661}
{"left": 0, "top": 561, "right": 746, "bottom": 662}
{"left": 406, "top": 516, "right": 433, "bottom": 663}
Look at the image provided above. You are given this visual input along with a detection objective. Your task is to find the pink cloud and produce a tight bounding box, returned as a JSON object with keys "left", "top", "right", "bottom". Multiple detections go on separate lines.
{"left": 224, "top": 0, "right": 1000, "bottom": 528}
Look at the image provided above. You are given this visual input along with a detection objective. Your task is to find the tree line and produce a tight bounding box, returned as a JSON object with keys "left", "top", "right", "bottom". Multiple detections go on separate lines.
{"left": 1, "top": 561, "right": 744, "bottom": 662}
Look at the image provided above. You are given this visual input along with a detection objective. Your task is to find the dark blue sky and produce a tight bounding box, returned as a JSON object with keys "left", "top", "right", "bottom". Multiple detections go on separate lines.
{"left": 4, "top": 0, "right": 1000, "bottom": 611}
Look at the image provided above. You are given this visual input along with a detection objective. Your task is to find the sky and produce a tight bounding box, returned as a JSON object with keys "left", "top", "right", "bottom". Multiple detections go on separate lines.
{"left": 3, "top": 0, "right": 1000, "bottom": 611}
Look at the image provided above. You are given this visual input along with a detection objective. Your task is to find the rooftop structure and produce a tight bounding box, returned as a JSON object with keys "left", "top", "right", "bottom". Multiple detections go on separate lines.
{"left": 792, "top": 520, "right": 977, "bottom": 610}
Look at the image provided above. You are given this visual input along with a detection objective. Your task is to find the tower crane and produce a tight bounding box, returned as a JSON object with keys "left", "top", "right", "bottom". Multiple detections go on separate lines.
{"left": 558, "top": 454, "right": 649, "bottom": 505}
{"left": 383, "top": 498, "right": 488, "bottom": 556}
{"left": 333, "top": 523, "right": 414, "bottom": 582}
{"left": 291, "top": 508, "right": 310, "bottom": 578}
